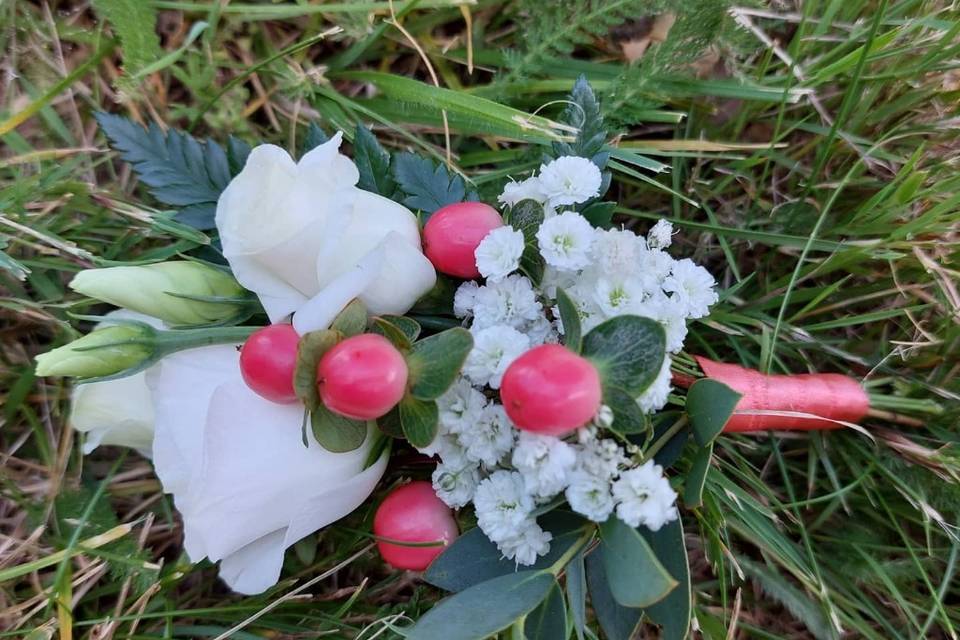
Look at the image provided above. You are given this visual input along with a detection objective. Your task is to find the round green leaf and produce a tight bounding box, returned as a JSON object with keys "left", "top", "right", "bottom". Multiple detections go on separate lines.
{"left": 599, "top": 517, "right": 678, "bottom": 608}
{"left": 406, "top": 571, "right": 556, "bottom": 640}
{"left": 604, "top": 385, "right": 648, "bottom": 435}
{"left": 406, "top": 327, "right": 473, "bottom": 400}
{"left": 399, "top": 394, "right": 439, "bottom": 448}
{"left": 293, "top": 329, "right": 339, "bottom": 411}
{"left": 582, "top": 316, "right": 666, "bottom": 396}
{"left": 686, "top": 378, "right": 742, "bottom": 446}
{"left": 310, "top": 404, "right": 367, "bottom": 453}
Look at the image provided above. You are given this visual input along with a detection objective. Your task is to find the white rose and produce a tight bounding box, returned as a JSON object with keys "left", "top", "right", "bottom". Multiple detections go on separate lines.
{"left": 146, "top": 344, "right": 387, "bottom": 594}
{"left": 215, "top": 133, "right": 436, "bottom": 332}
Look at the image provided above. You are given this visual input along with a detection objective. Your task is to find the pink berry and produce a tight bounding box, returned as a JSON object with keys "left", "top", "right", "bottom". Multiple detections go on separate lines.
{"left": 374, "top": 481, "right": 459, "bottom": 571}
{"left": 422, "top": 202, "right": 503, "bottom": 279}
{"left": 499, "top": 344, "right": 602, "bottom": 436}
{"left": 317, "top": 333, "right": 408, "bottom": 420}
{"left": 239, "top": 324, "right": 301, "bottom": 404}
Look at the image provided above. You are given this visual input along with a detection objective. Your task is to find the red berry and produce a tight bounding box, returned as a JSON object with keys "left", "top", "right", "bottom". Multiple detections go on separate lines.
{"left": 317, "top": 333, "right": 408, "bottom": 420}
{"left": 374, "top": 481, "right": 459, "bottom": 571}
{"left": 422, "top": 202, "right": 503, "bottom": 279}
{"left": 239, "top": 324, "right": 301, "bottom": 404}
{"left": 499, "top": 344, "right": 602, "bottom": 436}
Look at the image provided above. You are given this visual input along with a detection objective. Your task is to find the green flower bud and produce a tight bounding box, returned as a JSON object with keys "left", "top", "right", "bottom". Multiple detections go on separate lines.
{"left": 70, "top": 261, "right": 249, "bottom": 326}
{"left": 35, "top": 325, "right": 155, "bottom": 378}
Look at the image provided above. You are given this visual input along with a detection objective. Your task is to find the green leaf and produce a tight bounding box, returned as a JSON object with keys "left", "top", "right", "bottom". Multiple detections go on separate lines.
{"left": 566, "top": 551, "right": 587, "bottom": 640}
{"left": 227, "top": 136, "right": 251, "bottom": 174}
{"left": 376, "top": 406, "right": 405, "bottom": 439}
{"left": 378, "top": 315, "right": 421, "bottom": 343}
{"left": 552, "top": 75, "right": 608, "bottom": 163}
{"left": 650, "top": 417, "right": 690, "bottom": 469}
{"left": 556, "top": 287, "right": 582, "bottom": 353}
{"left": 406, "top": 328, "right": 473, "bottom": 400}
{"left": 353, "top": 124, "right": 396, "bottom": 196}
{"left": 582, "top": 315, "right": 666, "bottom": 396}
{"left": 399, "top": 395, "right": 439, "bottom": 448}
{"left": 686, "top": 379, "right": 741, "bottom": 446}
{"left": 411, "top": 274, "right": 459, "bottom": 315}
{"left": 406, "top": 571, "right": 557, "bottom": 640}
{"left": 581, "top": 200, "right": 616, "bottom": 228}
{"left": 0, "top": 240, "right": 29, "bottom": 280}
{"left": 330, "top": 298, "right": 367, "bottom": 337}
{"left": 92, "top": 0, "right": 161, "bottom": 83}
{"left": 294, "top": 330, "right": 340, "bottom": 411}
{"left": 391, "top": 152, "right": 470, "bottom": 214}
{"left": 599, "top": 518, "right": 677, "bottom": 608}
{"left": 524, "top": 582, "right": 567, "bottom": 640}
{"left": 301, "top": 122, "right": 329, "bottom": 156}
{"left": 585, "top": 549, "right": 641, "bottom": 640}
{"left": 641, "top": 519, "right": 692, "bottom": 640}
{"left": 506, "top": 199, "right": 546, "bottom": 285}
{"left": 426, "top": 511, "right": 588, "bottom": 593}
{"left": 683, "top": 443, "right": 712, "bottom": 509}
{"left": 371, "top": 317, "right": 413, "bottom": 350}
{"left": 95, "top": 112, "right": 231, "bottom": 230}
{"left": 604, "top": 385, "right": 647, "bottom": 436}
{"left": 310, "top": 404, "right": 368, "bottom": 453}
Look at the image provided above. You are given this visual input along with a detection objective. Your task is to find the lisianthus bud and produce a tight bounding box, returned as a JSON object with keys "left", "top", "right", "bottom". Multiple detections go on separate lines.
{"left": 35, "top": 324, "right": 155, "bottom": 378}
{"left": 69, "top": 261, "right": 249, "bottom": 326}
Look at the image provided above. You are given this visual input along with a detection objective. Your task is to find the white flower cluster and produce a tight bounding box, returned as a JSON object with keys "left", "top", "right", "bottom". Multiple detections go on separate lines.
{"left": 421, "top": 156, "right": 716, "bottom": 565}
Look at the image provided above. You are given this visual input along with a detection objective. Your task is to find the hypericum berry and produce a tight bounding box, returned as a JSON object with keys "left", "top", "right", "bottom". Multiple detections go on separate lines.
{"left": 374, "top": 481, "right": 459, "bottom": 571}
{"left": 317, "top": 333, "right": 408, "bottom": 420}
{"left": 499, "top": 344, "right": 602, "bottom": 436}
{"left": 422, "top": 202, "right": 503, "bottom": 279}
{"left": 239, "top": 324, "right": 301, "bottom": 404}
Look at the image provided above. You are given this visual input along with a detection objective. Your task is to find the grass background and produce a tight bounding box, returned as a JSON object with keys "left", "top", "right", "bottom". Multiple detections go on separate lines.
{"left": 1, "top": 1, "right": 958, "bottom": 638}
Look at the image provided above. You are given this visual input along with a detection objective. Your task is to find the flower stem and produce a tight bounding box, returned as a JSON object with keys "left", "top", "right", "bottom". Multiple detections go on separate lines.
{"left": 156, "top": 325, "right": 258, "bottom": 353}
{"left": 643, "top": 416, "right": 688, "bottom": 461}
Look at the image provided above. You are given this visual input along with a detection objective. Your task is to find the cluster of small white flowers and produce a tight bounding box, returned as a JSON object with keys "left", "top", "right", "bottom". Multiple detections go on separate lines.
{"left": 419, "top": 156, "right": 715, "bottom": 565}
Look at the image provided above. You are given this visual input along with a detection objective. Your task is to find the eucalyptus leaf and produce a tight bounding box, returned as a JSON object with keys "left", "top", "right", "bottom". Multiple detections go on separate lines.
{"left": 684, "top": 443, "right": 713, "bottom": 509}
{"left": 376, "top": 406, "right": 405, "bottom": 439}
{"left": 604, "top": 385, "right": 647, "bottom": 435}
{"left": 378, "top": 315, "right": 421, "bottom": 342}
{"left": 581, "top": 200, "right": 616, "bottom": 228}
{"left": 524, "top": 583, "right": 568, "bottom": 640}
{"left": 407, "top": 328, "right": 473, "bottom": 400}
{"left": 310, "top": 405, "right": 367, "bottom": 453}
{"left": 426, "top": 511, "right": 589, "bottom": 593}
{"left": 399, "top": 395, "right": 439, "bottom": 448}
{"left": 585, "top": 549, "right": 642, "bottom": 640}
{"left": 566, "top": 551, "right": 587, "bottom": 640}
{"left": 294, "top": 329, "right": 340, "bottom": 411}
{"left": 556, "top": 287, "right": 582, "bottom": 353}
{"left": 330, "top": 298, "right": 367, "bottom": 337}
{"left": 686, "top": 378, "right": 742, "bottom": 446}
{"left": 641, "top": 519, "right": 692, "bottom": 640}
{"left": 599, "top": 518, "right": 677, "bottom": 608}
{"left": 582, "top": 316, "right": 666, "bottom": 396}
{"left": 648, "top": 416, "right": 690, "bottom": 469}
{"left": 406, "top": 571, "right": 556, "bottom": 640}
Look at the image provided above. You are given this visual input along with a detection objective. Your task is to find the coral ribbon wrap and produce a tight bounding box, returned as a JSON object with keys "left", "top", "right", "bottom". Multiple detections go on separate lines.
{"left": 695, "top": 356, "right": 871, "bottom": 432}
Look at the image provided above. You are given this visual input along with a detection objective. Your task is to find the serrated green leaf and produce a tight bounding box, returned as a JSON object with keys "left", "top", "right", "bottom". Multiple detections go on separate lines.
{"left": 330, "top": 298, "right": 367, "bottom": 337}
{"left": 227, "top": 135, "right": 251, "bottom": 174}
{"left": 585, "top": 549, "right": 641, "bottom": 640}
{"left": 525, "top": 582, "right": 567, "bottom": 640}
{"left": 582, "top": 315, "right": 666, "bottom": 396}
{"left": 506, "top": 199, "right": 546, "bottom": 285}
{"left": 310, "top": 405, "right": 367, "bottom": 453}
{"left": 604, "top": 385, "right": 647, "bottom": 435}
{"left": 552, "top": 75, "right": 608, "bottom": 163}
{"left": 599, "top": 517, "right": 677, "bottom": 608}
{"left": 425, "top": 511, "right": 588, "bottom": 593}
{"left": 686, "top": 378, "right": 741, "bottom": 446}
{"left": 353, "top": 124, "right": 396, "bottom": 196}
{"left": 406, "top": 328, "right": 473, "bottom": 400}
{"left": 391, "top": 152, "right": 468, "bottom": 214}
{"left": 556, "top": 287, "right": 582, "bottom": 353}
{"left": 399, "top": 395, "right": 438, "bottom": 448}
{"left": 641, "top": 519, "right": 692, "bottom": 640}
{"left": 406, "top": 571, "right": 557, "bottom": 640}
{"left": 95, "top": 112, "right": 230, "bottom": 221}
{"left": 294, "top": 330, "right": 340, "bottom": 411}
{"left": 92, "top": 0, "right": 161, "bottom": 82}
{"left": 301, "top": 122, "right": 329, "bottom": 156}
{"left": 684, "top": 443, "right": 712, "bottom": 509}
